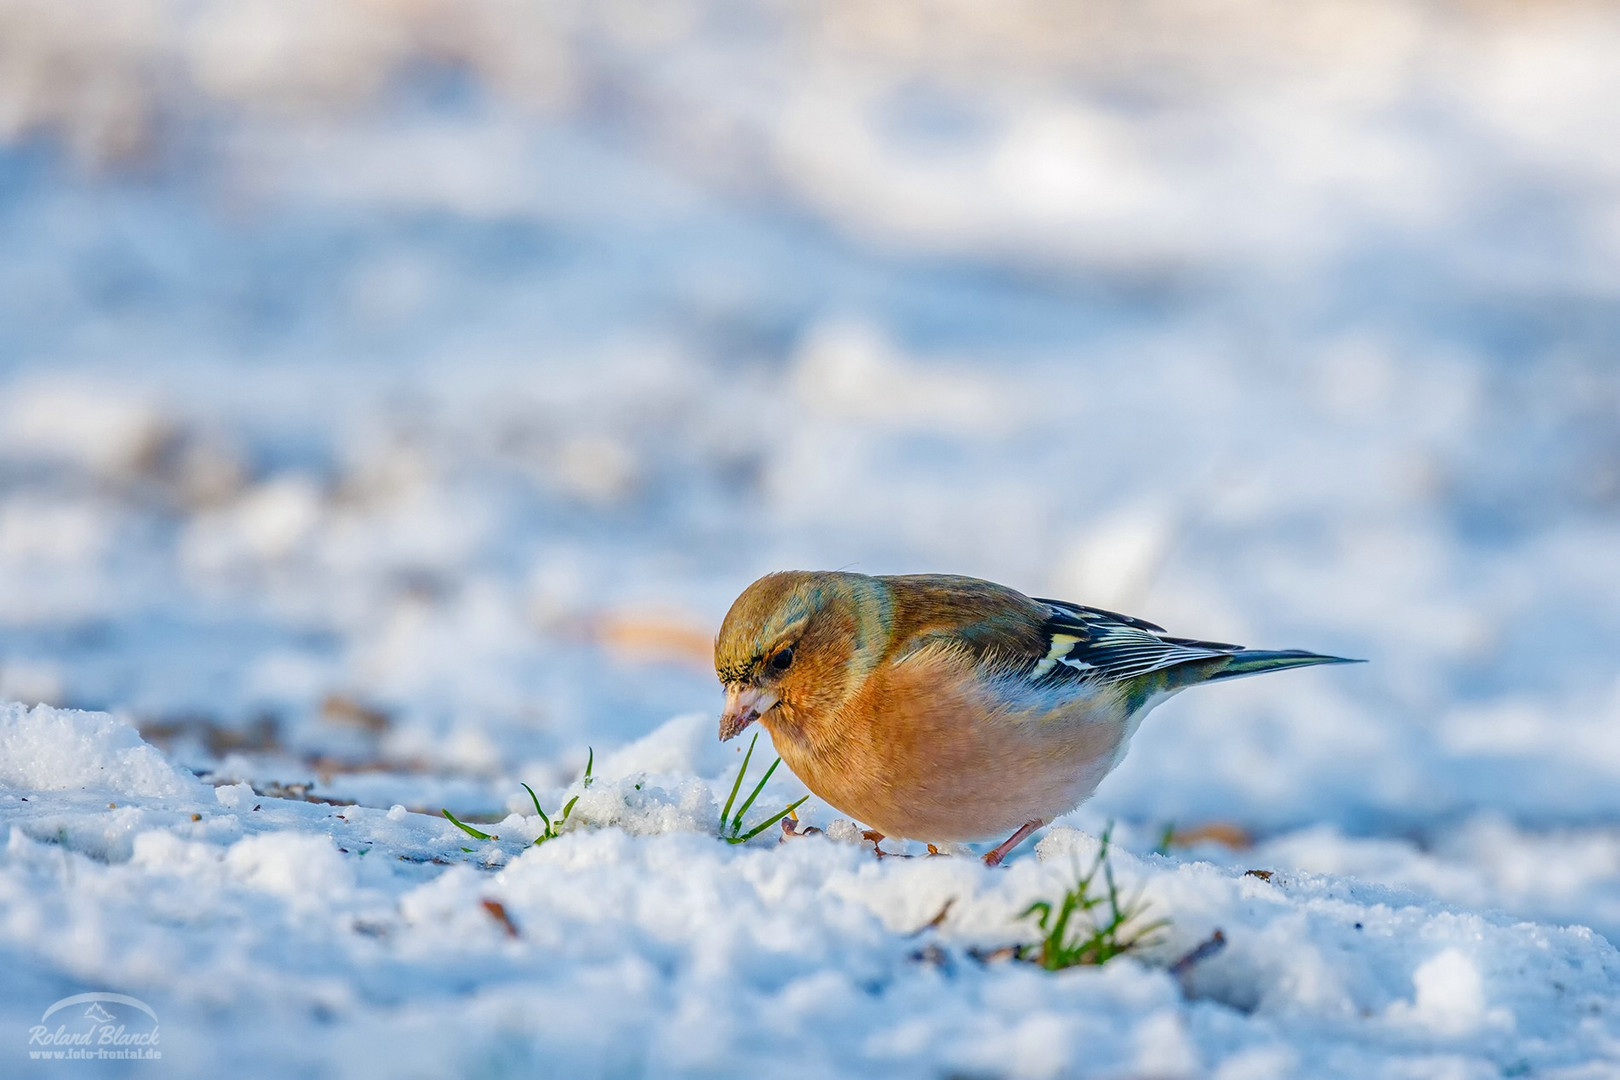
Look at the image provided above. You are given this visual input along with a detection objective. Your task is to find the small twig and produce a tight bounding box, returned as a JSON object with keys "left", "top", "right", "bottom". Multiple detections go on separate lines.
{"left": 481, "top": 898, "right": 520, "bottom": 939}
{"left": 1169, "top": 928, "right": 1226, "bottom": 980}
{"left": 908, "top": 898, "right": 955, "bottom": 936}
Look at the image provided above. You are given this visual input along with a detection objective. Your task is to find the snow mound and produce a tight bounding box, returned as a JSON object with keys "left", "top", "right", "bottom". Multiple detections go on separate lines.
{"left": 597, "top": 712, "right": 734, "bottom": 781}
{"left": 0, "top": 701, "right": 203, "bottom": 798}
{"left": 566, "top": 774, "right": 718, "bottom": 837}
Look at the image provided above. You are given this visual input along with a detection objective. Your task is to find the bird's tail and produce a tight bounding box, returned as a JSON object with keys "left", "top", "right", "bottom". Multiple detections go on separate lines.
{"left": 1176, "top": 649, "right": 1363, "bottom": 690}
{"left": 1114, "top": 646, "right": 1363, "bottom": 713}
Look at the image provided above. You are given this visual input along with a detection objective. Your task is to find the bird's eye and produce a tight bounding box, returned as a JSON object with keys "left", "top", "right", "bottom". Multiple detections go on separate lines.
{"left": 769, "top": 646, "right": 794, "bottom": 672}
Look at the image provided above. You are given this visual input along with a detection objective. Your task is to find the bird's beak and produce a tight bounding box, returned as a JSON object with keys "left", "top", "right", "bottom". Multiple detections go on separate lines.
{"left": 719, "top": 686, "right": 778, "bottom": 741}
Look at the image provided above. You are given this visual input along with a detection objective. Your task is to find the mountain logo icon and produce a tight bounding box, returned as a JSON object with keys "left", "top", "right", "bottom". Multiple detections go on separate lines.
{"left": 82, "top": 1003, "right": 117, "bottom": 1025}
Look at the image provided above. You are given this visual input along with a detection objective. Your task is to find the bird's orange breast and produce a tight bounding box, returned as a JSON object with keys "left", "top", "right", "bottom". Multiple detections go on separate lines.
{"left": 762, "top": 646, "right": 1128, "bottom": 842}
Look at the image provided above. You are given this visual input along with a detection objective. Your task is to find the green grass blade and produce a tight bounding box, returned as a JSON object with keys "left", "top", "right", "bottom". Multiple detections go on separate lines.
{"left": 728, "top": 795, "right": 809, "bottom": 844}
{"left": 442, "top": 809, "right": 494, "bottom": 841}
{"left": 583, "top": 747, "right": 594, "bottom": 788}
{"left": 729, "top": 756, "right": 780, "bottom": 833}
{"left": 522, "top": 783, "right": 552, "bottom": 829}
{"left": 719, "top": 732, "right": 758, "bottom": 834}
{"left": 521, "top": 782, "right": 553, "bottom": 843}
{"left": 1020, "top": 900, "right": 1053, "bottom": 925}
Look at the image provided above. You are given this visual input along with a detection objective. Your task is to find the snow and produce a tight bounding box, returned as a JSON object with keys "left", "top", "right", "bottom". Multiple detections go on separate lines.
{"left": 3, "top": 0, "right": 1620, "bottom": 1076}
{"left": 4, "top": 718, "right": 1618, "bottom": 1077}
{"left": 0, "top": 703, "right": 204, "bottom": 800}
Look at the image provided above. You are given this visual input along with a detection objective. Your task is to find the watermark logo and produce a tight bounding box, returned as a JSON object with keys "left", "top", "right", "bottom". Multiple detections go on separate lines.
{"left": 26, "top": 993, "right": 161, "bottom": 1062}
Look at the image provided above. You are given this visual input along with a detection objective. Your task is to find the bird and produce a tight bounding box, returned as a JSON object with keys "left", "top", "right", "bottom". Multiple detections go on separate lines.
{"left": 714, "top": 570, "right": 1360, "bottom": 865}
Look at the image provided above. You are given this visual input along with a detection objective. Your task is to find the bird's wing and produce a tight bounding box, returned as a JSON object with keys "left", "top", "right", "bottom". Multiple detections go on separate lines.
{"left": 1022, "top": 598, "right": 1243, "bottom": 686}
{"left": 878, "top": 574, "right": 1245, "bottom": 692}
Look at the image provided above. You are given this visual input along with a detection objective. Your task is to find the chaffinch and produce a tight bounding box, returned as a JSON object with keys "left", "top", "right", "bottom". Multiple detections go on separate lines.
{"left": 715, "top": 571, "right": 1359, "bottom": 865}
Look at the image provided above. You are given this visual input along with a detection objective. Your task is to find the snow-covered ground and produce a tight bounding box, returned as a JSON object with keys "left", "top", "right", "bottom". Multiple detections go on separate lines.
{"left": 2, "top": 1, "right": 1620, "bottom": 1076}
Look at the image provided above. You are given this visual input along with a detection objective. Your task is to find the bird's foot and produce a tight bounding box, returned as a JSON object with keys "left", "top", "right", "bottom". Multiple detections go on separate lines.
{"left": 982, "top": 819, "right": 1044, "bottom": 868}
{"left": 780, "top": 814, "right": 821, "bottom": 840}
{"left": 861, "top": 829, "right": 912, "bottom": 859}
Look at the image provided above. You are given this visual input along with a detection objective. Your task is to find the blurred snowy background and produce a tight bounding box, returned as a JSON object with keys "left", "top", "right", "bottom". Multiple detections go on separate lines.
{"left": 3, "top": 0, "right": 1620, "bottom": 935}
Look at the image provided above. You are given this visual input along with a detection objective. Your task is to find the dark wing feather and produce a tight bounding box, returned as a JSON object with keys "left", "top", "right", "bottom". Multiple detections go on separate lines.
{"left": 1025, "top": 598, "right": 1242, "bottom": 686}
{"left": 1030, "top": 598, "right": 1171, "bottom": 635}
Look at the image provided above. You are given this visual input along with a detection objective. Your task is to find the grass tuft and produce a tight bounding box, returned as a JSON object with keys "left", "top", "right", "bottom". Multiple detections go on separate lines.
{"left": 719, "top": 732, "right": 809, "bottom": 844}
{"left": 1016, "top": 824, "right": 1167, "bottom": 970}
{"left": 444, "top": 742, "right": 806, "bottom": 853}
{"left": 525, "top": 748, "right": 593, "bottom": 846}
{"left": 440, "top": 748, "right": 595, "bottom": 849}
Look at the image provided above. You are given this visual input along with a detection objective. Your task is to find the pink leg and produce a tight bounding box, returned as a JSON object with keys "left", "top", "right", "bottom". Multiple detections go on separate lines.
{"left": 861, "top": 829, "right": 912, "bottom": 859}
{"left": 982, "top": 820, "right": 1043, "bottom": 867}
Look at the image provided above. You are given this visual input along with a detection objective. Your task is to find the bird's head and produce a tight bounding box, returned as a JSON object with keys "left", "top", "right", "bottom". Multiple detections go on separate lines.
{"left": 713, "top": 570, "right": 887, "bottom": 740}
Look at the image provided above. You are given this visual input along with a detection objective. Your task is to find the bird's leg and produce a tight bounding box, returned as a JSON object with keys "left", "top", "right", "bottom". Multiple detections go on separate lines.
{"left": 982, "top": 820, "right": 1044, "bottom": 867}
{"left": 861, "top": 829, "right": 911, "bottom": 859}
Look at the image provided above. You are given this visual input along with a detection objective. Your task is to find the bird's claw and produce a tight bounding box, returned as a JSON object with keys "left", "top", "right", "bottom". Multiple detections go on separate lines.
{"left": 780, "top": 816, "right": 821, "bottom": 840}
